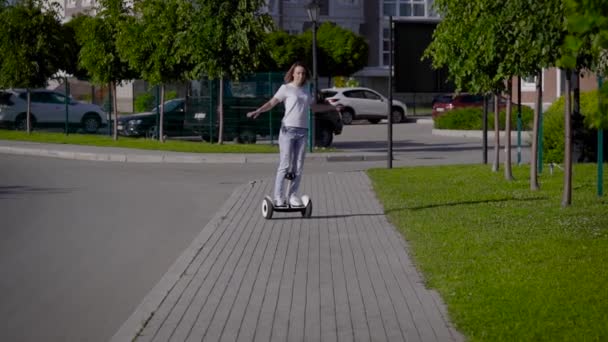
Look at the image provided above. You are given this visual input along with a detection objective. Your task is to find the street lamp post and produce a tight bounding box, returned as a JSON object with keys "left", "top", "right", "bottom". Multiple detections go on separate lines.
{"left": 307, "top": 0, "right": 319, "bottom": 152}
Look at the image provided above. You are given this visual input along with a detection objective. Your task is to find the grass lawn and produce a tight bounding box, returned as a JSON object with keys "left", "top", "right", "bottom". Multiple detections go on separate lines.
{"left": 0, "top": 129, "right": 281, "bottom": 153}
{"left": 368, "top": 164, "right": 607, "bottom": 341}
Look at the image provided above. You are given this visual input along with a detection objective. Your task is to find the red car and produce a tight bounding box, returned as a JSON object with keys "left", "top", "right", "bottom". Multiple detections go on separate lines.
{"left": 432, "top": 93, "right": 486, "bottom": 118}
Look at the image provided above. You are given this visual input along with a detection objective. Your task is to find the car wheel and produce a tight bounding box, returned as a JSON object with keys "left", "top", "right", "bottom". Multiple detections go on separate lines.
{"left": 144, "top": 126, "right": 154, "bottom": 139}
{"left": 391, "top": 108, "right": 404, "bottom": 123}
{"left": 368, "top": 118, "right": 381, "bottom": 124}
{"left": 341, "top": 109, "right": 354, "bottom": 125}
{"left": 315, "top": 126, "right": 333, "bottom": 148}
{"left": 81, "top": 114, "right": 101, "bottom": 133}
{"left": 239, "top": 130, "right": 257, "bottom": 144}
{"left": 14, "top": 114, "right": 35, "bottom": 131}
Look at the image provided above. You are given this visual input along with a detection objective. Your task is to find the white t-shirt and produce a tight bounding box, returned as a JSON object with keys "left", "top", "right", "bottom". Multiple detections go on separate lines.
{"left": 273, "top": 83, "right": 313, "bottom": 129}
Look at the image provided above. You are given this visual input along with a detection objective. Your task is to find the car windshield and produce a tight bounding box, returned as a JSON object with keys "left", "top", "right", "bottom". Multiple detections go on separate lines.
{"left": 433, "top": 95, "right": 453, "bottom": 104}
{"left": 152, "top": 99, "right": 182, "bottom": 113}
{"left": 0, "top": 92, "right": 13, "bottom": 105}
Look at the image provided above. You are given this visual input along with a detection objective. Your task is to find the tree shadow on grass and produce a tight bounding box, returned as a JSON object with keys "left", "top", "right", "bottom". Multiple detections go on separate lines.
{"left": 386, "top": 196, "right": 547, "bottom": 213}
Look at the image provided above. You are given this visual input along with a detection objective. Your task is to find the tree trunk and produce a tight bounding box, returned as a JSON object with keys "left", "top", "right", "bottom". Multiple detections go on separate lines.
{"left": 218, "top": 78, "right": 224, "bottom": 144}
{"left": 492, "top": 93, "right": 500, "bottom": 172}
{"left": 26, "top": 89, "right": 31, "bottom": 134}
{"left": 112, "top": 81, "right": 118, "bottom": 141}
{"left": 562, "top": 70, "right": 573, "bottom": 207}
{"left": 159, "top": 84, "right": 165, "bottom": 142}
{"left": 504, "top": 79, "right": 514, "bottom": 180}
{"left": 530, "top": 70, "right": 542, "bottom": 190}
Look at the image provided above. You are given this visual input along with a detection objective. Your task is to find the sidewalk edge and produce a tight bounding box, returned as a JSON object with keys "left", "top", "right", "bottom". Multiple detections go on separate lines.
{"left": 109, "top": 181, "right": 252, "bottom": 342}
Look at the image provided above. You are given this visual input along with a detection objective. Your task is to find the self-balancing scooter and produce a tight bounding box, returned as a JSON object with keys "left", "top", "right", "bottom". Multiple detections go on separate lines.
{"left": 261, "top": 171, "right": 312, "bottom": 219}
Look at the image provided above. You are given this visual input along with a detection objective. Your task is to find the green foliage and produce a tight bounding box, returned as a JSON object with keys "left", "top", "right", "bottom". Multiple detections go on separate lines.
{"left": 559, "top": 0, "right": 608, "bottom": 73}
{"left": 543, "top": 90, "right": 608, "bottom": 163}
{"left": 134, "top": 90, "right": 179, "bottom": 112}
{"left": 434, "top": 106, "right": 534, "bottom": 130}
{"left": 426, "top": 0, "right": 564, "bottom": 94}
{"left": 259, "top": 30, "right": 306, "bottom": 71}
{"left": 0, "top": 1, "right": 64, "bottom": 89}
{"left": 314, "top": 22, "right": 368, "bottom": 77}
{"left": 62, "top": 14, "right": 90, "bottom": 80}
{"left": 76, "top": 0, "right": 137, "bottom": 86}
{"left": 187, "top": 0, "right": 274, "bottom": 81}
{"left": 333, "top": 76, "right": 360, "bottom": 88}
{"left": 0, "top": 129, "right": 278, "bottom": 153}
{"left": 165, "top": 90, "right": 177, "bottom": 100}
{"left": 116, "top": 0, "right": 193, "bottom": 86}
{"left": 369, "top": 164, "right": 608, "bottom": 341}
{"left": 134, "top": 93, "right": 155, "bottom": 112}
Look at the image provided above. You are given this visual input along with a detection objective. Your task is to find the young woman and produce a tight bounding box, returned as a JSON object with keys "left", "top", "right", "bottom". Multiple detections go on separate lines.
{"left": 247, "top": 62, "right": 325, "bottom": 207}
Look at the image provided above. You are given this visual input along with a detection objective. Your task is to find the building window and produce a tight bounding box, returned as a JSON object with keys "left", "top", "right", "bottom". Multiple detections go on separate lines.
{"left": 338, "top": 0, "right": 358, "bottom": 5}
{"left": 66, "top": 0, "right": 76, "bottom": 8}
{"left": 383, "top": 0, "right": 432, "bottom": 17}
{"left": 522, "top": 74, "right": 543, "bottom": 92}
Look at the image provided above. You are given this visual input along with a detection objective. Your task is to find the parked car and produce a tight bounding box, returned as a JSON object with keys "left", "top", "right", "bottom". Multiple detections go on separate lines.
{"left": 320, "top": 87, "right": 408, "bottom": 125}
{"left": 183, "top": 96, "right": 343, "bottom": 148}
{"left": 117, "top": 98, "right": 187, "bottom": 138}
{"left": 432, "top": 93, "right": 508, "bottom": 118}
{"left": 0, "top": 88, "right": 107, "bottom": 133}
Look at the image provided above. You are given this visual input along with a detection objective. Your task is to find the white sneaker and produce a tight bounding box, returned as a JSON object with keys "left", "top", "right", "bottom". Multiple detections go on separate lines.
{"left": 289, "top": 195, "right": 303, "bottom": 207}
{"left": 274, "top": 198, "right": 286, "bottom": 207}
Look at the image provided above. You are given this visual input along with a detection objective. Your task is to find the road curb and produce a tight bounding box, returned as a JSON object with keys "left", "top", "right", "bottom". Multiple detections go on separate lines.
{"left": 110, "top": 181, "right": 252, "bottom": 342}
{"left": 0, "top": 144, "right": 385, "bottom": 164}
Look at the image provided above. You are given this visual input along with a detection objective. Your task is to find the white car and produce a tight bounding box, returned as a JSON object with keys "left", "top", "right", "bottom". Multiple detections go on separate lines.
{"left": 320, "top": 87, "right": 408, "bottom": 125}
{"left": 0, "top": 89, "right": 107, "bottom": 133}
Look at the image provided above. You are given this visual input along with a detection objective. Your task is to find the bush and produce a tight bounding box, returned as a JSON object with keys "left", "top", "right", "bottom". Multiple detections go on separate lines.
{"left": 134, "top": 93, "right": 155, "bottom": 112}
{"left": 434, "top": 106, "right": 534, "bottom": 130}
{"left": 542, "top": 90, "right": 608, "bottom": 163}
{"left": 134, "top": 90, "right": 179, "bottom": 113}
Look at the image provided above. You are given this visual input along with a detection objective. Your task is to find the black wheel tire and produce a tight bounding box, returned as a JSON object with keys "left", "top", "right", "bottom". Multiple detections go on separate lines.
{"left": 368, "top": 118, "right": 381, "bottom": 124}
{"left": 239, "top": 130, "right": 257, "bottom": 144}
{"left": 82, "top": 114, "right": 101, "bottom": 133}
{"left": 262, "top": 198, "right": 274, "bottom": 219}
{"left": 302, "top": 200, "right": 313, "bottom": 218}
{"left": 341, "top": 109, "right": 354, "bottom": 125}
{"left": 391, "top": 108, "right": 404, "bottom": 123}
{"left": 146, "top": 126, "right": 157, "bottom": 139}
{"left": 14, "top": 114, "right": 35, "bottom": 131}
{"left": 315, "top": 127, "right": 333, "bottom": 148}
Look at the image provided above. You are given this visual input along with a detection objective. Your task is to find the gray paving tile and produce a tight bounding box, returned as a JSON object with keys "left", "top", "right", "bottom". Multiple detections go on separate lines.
{"left": 131, "top": 172, "right": 463, "bottom": 342}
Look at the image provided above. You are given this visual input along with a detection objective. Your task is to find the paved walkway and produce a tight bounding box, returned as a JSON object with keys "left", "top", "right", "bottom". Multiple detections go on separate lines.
{"left": 112, "top": 172, "right": 463, "bottom": 342}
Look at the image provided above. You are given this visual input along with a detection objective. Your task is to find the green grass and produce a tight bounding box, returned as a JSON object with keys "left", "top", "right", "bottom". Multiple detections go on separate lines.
{"left": 0, "top": 129, "right": 281, "bottom": 153}
{"left": 368, "top": 164, "right": 608, "bottom": 342}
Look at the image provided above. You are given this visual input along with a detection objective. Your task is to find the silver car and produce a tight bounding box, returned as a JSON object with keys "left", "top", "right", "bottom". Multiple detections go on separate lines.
{"left": 0, "top": 89, "right": 107, "bottom": 133}
{"left": 321, "top": 87, "right": 408, "bottom": 125}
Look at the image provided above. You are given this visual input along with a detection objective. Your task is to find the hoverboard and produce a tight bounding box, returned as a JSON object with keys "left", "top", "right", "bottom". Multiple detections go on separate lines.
{"left": 261, "top": 171, "right": 312, "bottom": 219}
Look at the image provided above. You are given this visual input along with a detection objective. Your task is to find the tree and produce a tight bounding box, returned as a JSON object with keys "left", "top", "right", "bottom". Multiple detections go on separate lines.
{"left": 313, "top": 22, "right": 368, "bottom": 81}
{"left": 62, "top": 14, "right": 91, "bottom": 80}
{"left": 258, "top": 30, "right": 307, "bottom": 71}
{"left": 187, "top": 0, "right": 274, "bottom": 144}
{"left": 424, "top": 0, "right": 508, "bottom": 173}
{"left": 76, "top": 0, "right": 137, "bottom": 140}
{"left": 558, "top": 0, "right": 607, "bottom": 206}
{"left": 0, "top": 0, "right": 64, "bottom": 133}
{"left": 117, "top": 0, "right": 193, "bottom": 141}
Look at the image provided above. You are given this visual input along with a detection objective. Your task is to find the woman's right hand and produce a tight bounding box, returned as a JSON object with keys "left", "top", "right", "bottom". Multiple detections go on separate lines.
{"left": 247, "top": 110, "right": 259, "bottom": 119}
